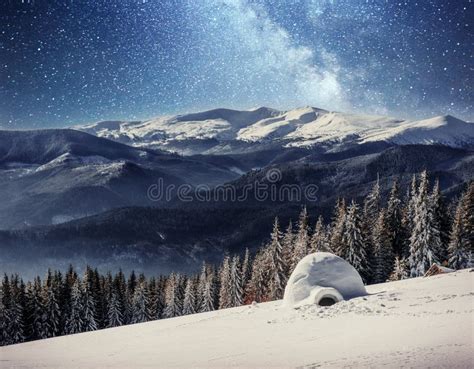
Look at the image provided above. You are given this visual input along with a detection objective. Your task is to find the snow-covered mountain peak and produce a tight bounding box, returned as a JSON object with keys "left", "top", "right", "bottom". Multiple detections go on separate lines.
{"left": 75, "top": 107, "right": 474, "bottom": 154}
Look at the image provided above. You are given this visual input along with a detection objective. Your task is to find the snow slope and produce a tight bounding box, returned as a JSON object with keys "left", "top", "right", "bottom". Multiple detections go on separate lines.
{"left": 2, "top": 269, "right": 473, "bottom": 368}
{"left": 76, "top": 107, "right": 474, "bottom": 154}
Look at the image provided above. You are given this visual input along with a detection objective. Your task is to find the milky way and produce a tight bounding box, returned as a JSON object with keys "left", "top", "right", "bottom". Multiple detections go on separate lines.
{"left": 0, "top": 0, "right": 472, "bottom": 128}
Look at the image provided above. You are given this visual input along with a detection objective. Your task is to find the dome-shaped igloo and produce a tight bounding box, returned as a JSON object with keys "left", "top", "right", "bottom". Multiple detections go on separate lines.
{"left": 284, "top": 252, "right": 366, "bottom": 308}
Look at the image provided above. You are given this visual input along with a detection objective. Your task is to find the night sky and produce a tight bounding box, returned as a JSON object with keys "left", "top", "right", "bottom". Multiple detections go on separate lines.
{"left": 0, "top": 0, "right": 472, "bottom": 128}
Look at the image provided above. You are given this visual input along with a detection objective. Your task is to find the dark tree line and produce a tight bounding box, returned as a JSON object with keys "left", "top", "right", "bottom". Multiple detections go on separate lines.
{"left": 1, "top": 173, "right": 472, "bottom": 346}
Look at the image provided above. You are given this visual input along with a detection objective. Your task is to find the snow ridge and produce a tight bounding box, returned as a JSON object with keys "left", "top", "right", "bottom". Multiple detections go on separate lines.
{"left": 76, "top": 107, "right": 474, "bottom": 153}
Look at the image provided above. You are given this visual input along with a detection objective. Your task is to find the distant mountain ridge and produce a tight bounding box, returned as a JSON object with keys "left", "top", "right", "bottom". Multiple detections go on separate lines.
{"left": 1, "top": 144, "right": 472, "bottom": 277}
{"left": 76, "top": 107, "right": 474, "bottom": 155}
{"left": 0, "top": 109, "right": 473, "bottom": 277}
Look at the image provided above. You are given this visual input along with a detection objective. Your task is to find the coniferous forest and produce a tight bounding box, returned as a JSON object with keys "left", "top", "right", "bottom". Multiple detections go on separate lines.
{"left": 1, "top": 172, "right": 472, "bottom": 346}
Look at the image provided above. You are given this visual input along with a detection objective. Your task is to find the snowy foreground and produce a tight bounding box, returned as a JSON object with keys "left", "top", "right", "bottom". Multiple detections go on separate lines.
{"left": 1, "top": 270, "right": 473, "bottom": 369}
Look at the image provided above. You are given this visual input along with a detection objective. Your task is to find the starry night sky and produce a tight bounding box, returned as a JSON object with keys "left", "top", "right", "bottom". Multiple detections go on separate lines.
{"left": 0, "top": 0, "right": 472, "bottom": 128}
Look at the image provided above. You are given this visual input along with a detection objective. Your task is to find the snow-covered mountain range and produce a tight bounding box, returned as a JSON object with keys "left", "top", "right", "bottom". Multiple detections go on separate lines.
{"left": 77, "top": 107, "right": 474, "bottom": 155}
{"left": 2, "top": 269, "right": 472, "bottom": 368}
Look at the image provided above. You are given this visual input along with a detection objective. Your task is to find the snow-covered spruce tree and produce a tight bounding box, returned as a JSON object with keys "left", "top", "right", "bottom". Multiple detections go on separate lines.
{"left": 146, "top": 277, "right": 161, "bottom": 321}
{"left": 363, "top": 176, "right": 381, "bottom": 222}
{"left": 1, "top": 275, "right": 12, "bottom": 346}
{"left": 92, "top": 269, "right": 106, "bottom": 329}
{"left": 6, "top": 275, "right": 25, "bottom": 345}
{"left": 229, "top": 256, "right": 243, "bottom": 307}
{"left": 386, "top": 179, "right": 405, "bottom": 257}
{"left": 447, "top": 185, "right": 472, "bottom": 269}
{"left": 182, "top": 278, "right": 196, "bottom": 315}
{"left": 241, "top": 248, "right": 252, "bottom": 295}
{"left": 107, "top": 289, "right": 123, "bottom": 327}
{"left": 0, "top": 287, "right": 6, "bottom": 346}
{"left": 218, "top": 255, "right": 232, "bottom": 309}
{"left": 402, "top": 174, "right": 418, "bottom": 256}
{"left": 60, "top": 265, "right": 77, "bottom": 334}
{"left": 463, "top": 182, "right": 474, "bottom": 265}
{"left": 341, "top": 201, "right": 370, "bottom": 283}
{"left": 82, "top": 270, "right": 98, "bottom": 332}
{"left": 163, "top": 273, "right": 183, "bottom": 318}
{"left": 310, "top": 215, "right": 331, "bottom": 253}
{"left": 156, "top": 276, "right": 167, "bottom": 318}
{"left": 113, "top": 270, "right": 128, "bottom": 324}
{"left": 388, "top": 256, "right": 410, "bottom": 281}
{"left": 196, "top": 263, "right": 207, "bottom": 311}
{"left": 362, "top": 176, "right": 381, "bottom": 283}
{"left": 125, "top": 271, "right": 137, "bottom": 324}
{"left": 430, "top": 179, "right": 451, "bottom": 263}
{"left": 43, "top": 270, "right": 61, "bottom": 337}
{"left": 177, "top": 274, "right": 187, "bottom": 311}
{"left": 131, "top": 281, "right": 150, "bottom": 324}
{"left": 292, "top": 207, "right": 310, "bottom": 271}
{"left": 64, "top": 279, "right": 83, "bottom": 334}
{"left": 409, "top": 171, "right": 441, "bottom": 277}
{"left": 247, "top": 248, "right": 270, "bottom": 303}
{"left": 281, "top": 221, "right": 295, "bottom": 279}
{"left": 372, "top": 210, "right": 395, "bottom": 283}
{"left": 26, "top": 277, "right": 48, "bottom": 340}
{"left": 199, "top": 266, "right": 216, "bottom": 313}
{"left": 267, "top": 218, "right": 286, "bottom": 300}
{"left": 330, "top": 198, "right": 347, "bottom": 256}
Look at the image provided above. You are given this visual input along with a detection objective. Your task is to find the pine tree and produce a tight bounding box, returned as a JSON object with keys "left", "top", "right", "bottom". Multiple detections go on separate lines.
{"left": 26, "top": 277, "right": 48, "bottom": 340}
{"left": 372, "top": 210, "right": 395, "bottom": 283}
{"left": 0, "top": 287, "right": 6, "bottom": 346}
{"left": 388, "top": 257, "right": 410, "bottom": 281}
{"left": 330, "top": 198, "right": 347, "bottom": 256}
{"left": 197, "top": 263, "right": 207, "bottom": 311}
{"left": 199, "top": 266, "right": 216, "bottom": 312}
{"left": 163, "top": 273, "right": 183, "bottom": 318}
{"left": 386, "top": 179, "right": 405, "bottom": 257}
{"left": 107, "top": 289, "right": 123, "bottom": 327}
{"left": 364, "top": 176, "right": 381, "bottom": 222}
{"left": 125, "top": 271, "right": 137, "bottom": 324}
{"left": 362, "top": 177, "right": 381, "bottom": 283}
{"left": 82, "top": 271, "right": 98, "bottom": 332}
{"left": 241, "top": 248, "right": 252, "bottom": 296}
{"left": 281, "top": 221, "right": 295, "bottom": 279}
{"left": 131, "top": 281, "right": 150, "bottom": 324}
{"left": 409, "top": 171, "right": 441, "bottom": 277}
{"left": 113, "top": 270, "right": 128, "bottom": 324}
{"left": 464, "top": 182, "right": 474, "bottom": 265}
{"left": 182, "top": 278, "right": 196, "bottom": 315}
{"left": 341, "top": 201, "right": 369, "bottom": 283}
{"left": 310, "top": 215, "right": 331, "bottom": 253}
{"left": 218, "top": 255, "right": 232, "bottom": 309}
{"left": 267, "top": 218, "right": 286, "bottom": 300}
{"left": 60, "top": 265, "right": 77, "bottom": 334}
{"left": 229, "top": 256, "right": 243, "bottom": 307}
{"left": 402, "top": 174, "right": 418, "bottom": 257}
{"left": 156, "top": 276, "right": 167, "bottom": 319}
{"left": 247, "top": 249, "right": 269, "bottom": 303}
{"left": 43, "top": 270, "right": 61, "bottom": 337}
{"left": 6, "top": 275, "right": 25, "bottom": 344}
{"left": 430, "top": 179, "right": 450, "bottom": 263}
{"left": 292, "top": 207, "right": 310, "bottom": 270}
{"left": 64, "top": 279, "right": 83, "bottom": 335}
{"left": 448, "top": 184, "right": 473, "bottom": 269}
{"left": 146, "top": 277, "right": 160, "bottom": 321}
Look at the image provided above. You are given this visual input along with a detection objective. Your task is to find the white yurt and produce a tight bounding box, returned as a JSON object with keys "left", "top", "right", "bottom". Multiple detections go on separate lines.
{"left": 284, "top": 252, "right": 367, "bottom": 308}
